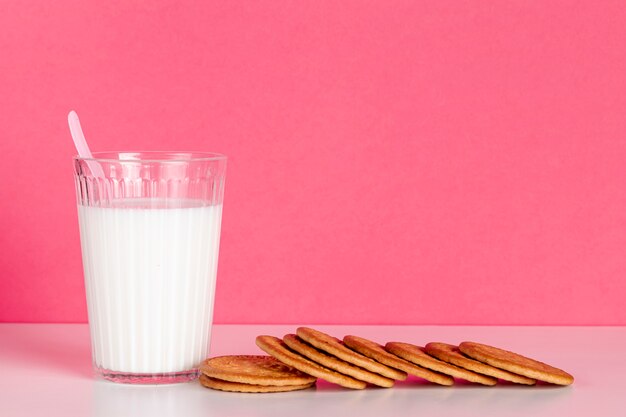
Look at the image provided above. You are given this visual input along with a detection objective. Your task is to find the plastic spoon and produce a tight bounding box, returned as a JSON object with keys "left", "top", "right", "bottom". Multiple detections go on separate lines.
{"left": 68, "top": 110, "right": 105, "bottom": 177}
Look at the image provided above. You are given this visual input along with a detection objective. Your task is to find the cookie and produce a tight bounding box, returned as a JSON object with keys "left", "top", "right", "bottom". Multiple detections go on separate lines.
{"left": 385, "top": 342, "right": 497, "bottom": 386}
{"left": 425, "top": 342, "right": 536, "bottom": 385}
{"left": 256, "top": 335, "right": 367, "bottom": 389}
{"left": 284, "top": 334, "right": 395, "bottom": 388}
{"left": 296, "top": 327, "right": 406, "bottom": 380}
{"left": 458, "top": 341, "right": 574, "bottom": 386}
{"left": 199, "top": 355, "right": 316, "bottom": 386}
{"left": 344, "top": 335, "right": 454, "bottom": 386}
{"left": 199, "top": 374, "right": 315, "bottom": 393}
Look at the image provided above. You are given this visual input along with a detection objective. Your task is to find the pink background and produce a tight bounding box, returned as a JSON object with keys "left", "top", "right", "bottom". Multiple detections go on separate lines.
{"left": 1, "top": 1, "right": 625, "bottom": 325}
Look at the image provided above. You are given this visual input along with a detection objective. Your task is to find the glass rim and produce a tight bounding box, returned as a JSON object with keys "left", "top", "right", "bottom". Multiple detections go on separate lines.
{"left": 74, "top": 151, "right": 227, "bottom": 163}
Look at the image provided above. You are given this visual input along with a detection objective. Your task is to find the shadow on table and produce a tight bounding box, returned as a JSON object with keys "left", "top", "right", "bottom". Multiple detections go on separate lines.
{"left": 87, "top": 373, "right": 574, "bottom": 417}
{"left": 0, "top": 324, "right": 93, "bottom": 379}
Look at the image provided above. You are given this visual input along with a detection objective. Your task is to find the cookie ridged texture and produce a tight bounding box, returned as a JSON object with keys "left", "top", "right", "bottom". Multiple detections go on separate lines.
{"left": 256, "top": 335, "right": 367, "bottom": 389}
{"left": 344, "top": 335, "right": 453, "bottom": 386}
{"left": 199, "top": 374, "right": 315, "bottom": 393}
{"left": 459, "top": 341, "right": 574, "bottom": 386}
{"left": 425, "top": 343, "right": 536, "bottom": 385}
{"left": 199, "top": 355, "right": 316, "bottom": 386}
{"left": 284, "top": 334, "right": 395, "bottom": 388}
{"left": 297, "top": 327, "right": 406, "bottom": 380}
{"left": 386, "top": 342, "right": 497, "bottom": 386}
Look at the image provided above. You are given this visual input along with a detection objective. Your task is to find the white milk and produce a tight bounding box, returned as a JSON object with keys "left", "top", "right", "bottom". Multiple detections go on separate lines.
{"left": 77, "top": 199, "right": 223, "bottom": 374}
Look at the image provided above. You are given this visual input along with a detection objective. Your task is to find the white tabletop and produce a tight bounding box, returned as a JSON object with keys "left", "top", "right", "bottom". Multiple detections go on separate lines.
{"left": 0, "top": 324, "right": 624, "bottom": 416}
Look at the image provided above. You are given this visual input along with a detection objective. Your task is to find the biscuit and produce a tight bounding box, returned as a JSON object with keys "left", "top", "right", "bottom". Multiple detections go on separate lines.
{"left": 386, "top": 342, "right": 497, "bottom": 386}
{"left": 199, "top": 355, "right": 316, "bottom": 386}
{"left": 458, "top": 341, "right": 574, "bottom": 386}
{"left": 425, "top": 343, "right": 536, "bottom": 385}
{"left": 256, "top": 335, "right": 367, "bottom": 389}
{"left": 199, "top": 374, "right": 315, "bottom": 393}
{"left": 284, "top": 334, "right": 395, "bottom": 388}
{"left": 296, "top": 327, "right": 406, "bottom": 380}
{"left": 344, "top": 335, "right": 453, "bottom": 386}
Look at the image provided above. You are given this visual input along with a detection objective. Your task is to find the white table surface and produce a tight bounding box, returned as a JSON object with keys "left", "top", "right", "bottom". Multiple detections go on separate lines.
{"left": 0, "top": 324, "right": 624, "bottom": 416}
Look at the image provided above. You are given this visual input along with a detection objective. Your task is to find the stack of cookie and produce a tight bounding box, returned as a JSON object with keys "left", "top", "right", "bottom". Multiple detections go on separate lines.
{"left": 199, "top": 327, "right": 574, "bottom": 393}
{"left": 199, "top": 355, "right": 317, "bottom": 393}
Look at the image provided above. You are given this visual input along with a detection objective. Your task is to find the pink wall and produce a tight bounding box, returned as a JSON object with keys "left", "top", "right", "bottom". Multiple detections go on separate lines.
{"left": 1, "top": 1, "right": 625, "bottom": 325}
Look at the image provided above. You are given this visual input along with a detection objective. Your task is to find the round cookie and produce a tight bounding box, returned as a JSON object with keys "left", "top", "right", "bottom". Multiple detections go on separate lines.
{"left": 284, "top": 334, "right": 395, "bottom": 388}
{"left": 344, "top": 335, "right": 453, "bottom": 386}
{"left": 296, "top": 327, "right": 406, "bottom": 380}
{"left": 256, "top": 335, "right": 367, "bottom": 389}
{"left": 458, "top": 341, "right": 574, "bottom": 386}
{"left": 199, "top": 374, "right": 315, "bottom": 393}
{"left": 385, "top": 342, "right": 497, "bottom": 386}
{"left": 199, "top": 355, "right": 316, "bottom": 386}
{"left": 425, "top": 342, "right": 536, "bottom": 385}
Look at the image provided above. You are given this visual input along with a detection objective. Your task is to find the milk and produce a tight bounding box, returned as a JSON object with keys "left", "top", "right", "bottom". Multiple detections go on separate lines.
{"left": 77, "top": 199, "right": 222, "bottom": 375}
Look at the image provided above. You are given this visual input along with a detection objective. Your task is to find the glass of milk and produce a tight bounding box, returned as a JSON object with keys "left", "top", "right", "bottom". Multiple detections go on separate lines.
{"left": 73, "top": 152, "right": 226, "bottom": 384}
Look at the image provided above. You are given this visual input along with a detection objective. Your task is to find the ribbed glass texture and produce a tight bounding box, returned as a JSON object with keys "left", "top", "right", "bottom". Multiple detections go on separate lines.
{"left": 73, "top": 152, "right": 226, "bottom": 384}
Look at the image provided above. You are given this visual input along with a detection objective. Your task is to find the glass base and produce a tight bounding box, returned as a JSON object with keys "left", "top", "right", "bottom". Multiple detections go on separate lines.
{"left": 95, "top": 366, "right": 199, "bottom": 385}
